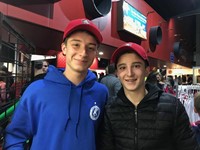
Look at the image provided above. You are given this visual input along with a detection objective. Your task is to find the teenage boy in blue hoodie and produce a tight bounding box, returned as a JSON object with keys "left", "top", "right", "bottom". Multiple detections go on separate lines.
{"left": 4, "top": 18, "right": 108, "bottom": 150}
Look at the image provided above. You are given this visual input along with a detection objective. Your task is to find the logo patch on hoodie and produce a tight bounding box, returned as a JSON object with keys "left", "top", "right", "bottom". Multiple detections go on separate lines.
{"left": 90, "top": 104, "right": 100, "bottom": 120}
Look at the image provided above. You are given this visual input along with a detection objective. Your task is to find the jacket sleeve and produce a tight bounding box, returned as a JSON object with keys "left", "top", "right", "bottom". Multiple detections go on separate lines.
{"left": 96, "top": 107, "right": 115, "bottom": 150}
{"left": 3, "top": 98, "right": 32, "bottom": 150}
{"left": 173, "top": 99, "right": 200, "bottom": 150}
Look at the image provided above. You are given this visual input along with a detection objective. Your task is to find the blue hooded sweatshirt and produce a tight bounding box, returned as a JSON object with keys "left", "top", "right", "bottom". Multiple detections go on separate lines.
{"left": 4, "top": 65, "right": 108, "bottom": 150}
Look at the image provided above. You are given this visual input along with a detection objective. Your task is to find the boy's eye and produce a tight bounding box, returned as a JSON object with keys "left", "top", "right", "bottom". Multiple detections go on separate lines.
{"left": 118, "top": 66, "right": 126, "bottom": 71}
{"left": 87, "top": 46, "right": 96, "bottom": 51}
{"left": 135, "top": 65, "right": 140, "bottom": 68}
{"left": 133, "top": 64, "right": 141, "bottom": 68}
{"left": 72, "top": 43, "right": 80, "bottom": 48}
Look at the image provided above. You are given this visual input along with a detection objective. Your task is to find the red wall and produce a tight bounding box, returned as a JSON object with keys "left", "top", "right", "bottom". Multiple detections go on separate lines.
{"left": 0, "top": 0, "right": 177, "bottom": 65}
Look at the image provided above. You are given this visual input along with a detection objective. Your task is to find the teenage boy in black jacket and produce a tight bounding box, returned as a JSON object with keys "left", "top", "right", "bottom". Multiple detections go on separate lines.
{"left": 97, "top": 42, "right": 199, "bottom": 150}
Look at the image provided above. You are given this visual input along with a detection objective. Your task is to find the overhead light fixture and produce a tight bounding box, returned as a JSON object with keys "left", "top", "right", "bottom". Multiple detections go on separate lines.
{"left": 174, "top": 34, "right": 181, "bottom": 37}
{"left": 31, "top": 54, "right": 56, "bottom": 61}
{"left": 99, "top": 51, "right": 104, "bottom": 55}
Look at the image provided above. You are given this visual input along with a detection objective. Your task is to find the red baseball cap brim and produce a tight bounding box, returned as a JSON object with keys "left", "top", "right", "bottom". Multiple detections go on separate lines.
{"left": 111, "top": 42, "right": 149, "bottom": 66}
{"left": 63, "top": 18, "right": 103, "bottom": 43}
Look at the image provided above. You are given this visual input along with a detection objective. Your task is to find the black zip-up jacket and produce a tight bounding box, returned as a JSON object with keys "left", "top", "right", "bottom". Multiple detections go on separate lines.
{"left": 97, "top": 83, "right": 199, "bottom": 150}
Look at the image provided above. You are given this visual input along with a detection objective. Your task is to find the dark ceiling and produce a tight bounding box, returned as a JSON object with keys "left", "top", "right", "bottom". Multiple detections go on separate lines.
{"left": 144, "top": 0, "right": 200, "bottom": 20}
{"left": 144, "top": 0, "right": 200, "bottom": 68}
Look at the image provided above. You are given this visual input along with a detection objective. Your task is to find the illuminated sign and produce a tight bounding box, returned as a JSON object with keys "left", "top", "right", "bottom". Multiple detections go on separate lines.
{"left": 117, "top": 1, "right": 147, "bottom": 40}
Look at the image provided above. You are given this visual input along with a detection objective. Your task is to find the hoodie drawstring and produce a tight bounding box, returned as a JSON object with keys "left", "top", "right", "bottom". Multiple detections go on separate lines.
{"left": 64, "top": 84, "right": 84, "bottom": 139}
{"left": 75, "top": 86, "right": 83, "bottom": 138}
{"left": 64, "top": 85, "right": 71, "bottom": 130}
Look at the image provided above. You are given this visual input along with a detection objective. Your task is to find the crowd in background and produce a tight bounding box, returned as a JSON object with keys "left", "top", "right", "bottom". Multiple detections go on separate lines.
{"left": 0, "top": 60, "right": 49, "bottom": 107}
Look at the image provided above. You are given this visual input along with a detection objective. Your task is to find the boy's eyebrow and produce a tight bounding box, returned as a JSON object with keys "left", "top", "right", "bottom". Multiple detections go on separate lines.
{"left": 69, "top": 39, "right": 81, "bottom": 42}
{"left": 117, "top": 62, "right": 143, "bottom": 66}
{"left": 69, "top": 39, "right": 97, "bottom": 47}
{"left": 88, "top": 43, "right": 98, "bottom": 47}
{"left": 131, "top": 61, "right": 142, "bottom": 63}
{"left": 117, "top": 63, "right": 125, "bottom": 68}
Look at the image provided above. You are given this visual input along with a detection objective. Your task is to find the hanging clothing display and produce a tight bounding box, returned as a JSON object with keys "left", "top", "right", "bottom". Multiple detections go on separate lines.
{"left": 178, "top": 85, "right": 200, "bottom": 123}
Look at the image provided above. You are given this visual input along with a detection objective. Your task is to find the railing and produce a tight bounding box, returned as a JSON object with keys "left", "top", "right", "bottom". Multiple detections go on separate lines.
{"left": 0, "top": 99, "right": 19, "bottom": 149}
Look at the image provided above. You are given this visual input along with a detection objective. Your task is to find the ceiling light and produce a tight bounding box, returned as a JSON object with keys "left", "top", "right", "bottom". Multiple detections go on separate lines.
{"left": 99, "top": 51, "right": 104, "bottom": 55}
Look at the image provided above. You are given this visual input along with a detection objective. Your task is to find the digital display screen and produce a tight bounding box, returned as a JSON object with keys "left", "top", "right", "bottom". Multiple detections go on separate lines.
{"left": 118, "top": 1, "right": 147, "bottom": 40}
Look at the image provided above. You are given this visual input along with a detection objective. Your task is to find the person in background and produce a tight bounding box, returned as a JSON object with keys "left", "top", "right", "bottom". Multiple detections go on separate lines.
{"left": 42, "top": 60, "right": 49, "bottom": 73}
{"left": 146, "top": 71, "right": 159, "bottom": 86}
{"left": 34, "top": 61, "right": 47, "bottom": 80}
{"left": 100, "top": 64, "right": 121, "bottom": 100}
{"left": 0, "top": 66, "right": 14, "bottom": 88}
{"left": 92, "top": 70, "right": 98, "bottom": 80}
{"left": 0, "top": 71, "right": 7, "bottom": 105}
{"left": 164, "top": 76, "right": 176, "bottom": 96}
{"left": 97, "top": 42, "right": 199, "bottom": 150}
{"left": 98, "top": 72, "right": 105, "bottom": 82}
{"left": 178, "top": 75, "right": 182, "bottom": 85}
{"left": 191, "top": 92, "right": 200, "bottom": 145}
{"left": 0, "top": 66, "right": 14, "bottom": 100}
{"left": 187, "top": 75, "right": 193, "bottom": 85}
{"left": 20, "top": 61, "right": 47, "bottom": 96}
{"left": 156, "top": 72, "right": 165, "bottom": 90}
{"left": 4, "top": 18, "right": 108, "bottom": 150}
{"left": 182, "top": 75, "right": 187, "bottom": 85}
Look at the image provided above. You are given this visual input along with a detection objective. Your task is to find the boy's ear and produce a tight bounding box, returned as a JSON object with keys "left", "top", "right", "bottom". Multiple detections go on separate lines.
{"left": 61, "top": 43, "right": 67, "bottom": 56}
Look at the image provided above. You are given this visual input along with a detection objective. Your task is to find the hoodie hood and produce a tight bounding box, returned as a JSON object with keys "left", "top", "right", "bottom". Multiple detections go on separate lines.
{"left": 44, "top": 65, "right": 97, "bottom": 86}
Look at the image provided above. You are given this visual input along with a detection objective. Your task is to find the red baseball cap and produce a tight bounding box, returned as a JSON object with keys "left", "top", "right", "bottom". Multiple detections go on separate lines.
{"left": 62, "top": 18, "right": 103, "bottom": 43}
{"left": 111, "top": 42, "right": 149, "bottom": 66}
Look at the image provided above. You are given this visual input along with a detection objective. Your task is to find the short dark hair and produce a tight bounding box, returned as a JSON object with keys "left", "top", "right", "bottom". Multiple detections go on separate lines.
{"left": 107, "top": 64, "right": 115, "bottom": 74}
{"left": 0, "top": 65, "right": 8, "bottom": 73}
{"left": 146, "top": 71, "right": 158, "bottom": 85}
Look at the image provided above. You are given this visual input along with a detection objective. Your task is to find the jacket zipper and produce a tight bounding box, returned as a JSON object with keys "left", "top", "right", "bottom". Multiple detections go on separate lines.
{"left": 134, "top": 106, "right": 138, "bottom": 150}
